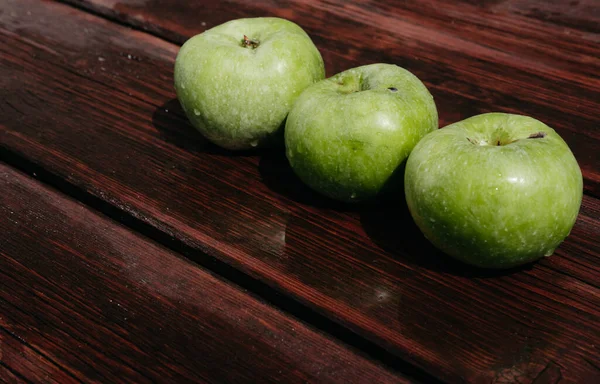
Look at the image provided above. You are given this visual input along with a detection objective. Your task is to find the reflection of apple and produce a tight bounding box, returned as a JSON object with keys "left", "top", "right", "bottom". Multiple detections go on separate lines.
{"left": 405, "top": 113, "right": 583, "bottom": 269}
{"left": 174, "top": 18, "right": 325, "bottom": 150}
{"left": 285, "top": 64, "right": 438, "bottom": 202}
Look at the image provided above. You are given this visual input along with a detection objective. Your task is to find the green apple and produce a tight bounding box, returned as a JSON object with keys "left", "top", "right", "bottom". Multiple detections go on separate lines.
{"left": 405, "top": 113, "right": 583, "bottom": 269}
{"left": 285, "top": 64, "right": 438, "bottom": 202}
{"left": 174, "top": 18, "right": 325, "bottom": 150}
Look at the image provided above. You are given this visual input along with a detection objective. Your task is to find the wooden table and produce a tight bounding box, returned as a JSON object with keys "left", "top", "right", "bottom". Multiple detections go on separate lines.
{"left": 1, "top": 1, "right": 599, "bottom": 382}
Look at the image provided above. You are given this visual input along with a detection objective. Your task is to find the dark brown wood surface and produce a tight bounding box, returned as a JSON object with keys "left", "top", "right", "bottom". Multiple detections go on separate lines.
{"left": 63, "top": 0, "right": 600, "bottom": 197}
{"left": 1, "top": 0, "right": 599, "bottom": 383}
{"left": 0, "top": 163, "right": 405, "bottom": 383}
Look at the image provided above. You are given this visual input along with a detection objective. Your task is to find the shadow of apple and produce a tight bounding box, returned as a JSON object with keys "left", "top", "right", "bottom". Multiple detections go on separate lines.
{"left": 154, "top": 98, "right": 533, "bottom": 277}
{"left": 359, "top": 195, "right": 535, "bottom": 278}
{"left": 258, "top": 149, "right": 362, "bottom": 213}
{"left": 152, "top": 98, "right": 257, "bottom": 157}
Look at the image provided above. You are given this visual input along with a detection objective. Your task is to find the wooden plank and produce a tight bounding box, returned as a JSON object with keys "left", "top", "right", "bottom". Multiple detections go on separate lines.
{"left": 60, "top": 0, "right": 600, "bottom": 197}
{"left": 0, "top": 163, "right": 406, "bottom": 383}
{"left": 2, "top": 1, "right": 599, "bottom": 382}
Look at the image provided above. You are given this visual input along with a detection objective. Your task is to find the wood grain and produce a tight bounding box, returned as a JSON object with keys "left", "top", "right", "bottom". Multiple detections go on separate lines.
{"left": 2, "top": 0, "right": 600, "bottom": 382}
{"left": 0, "top": 327, "right": 78, "bottom": 384}
{"left": 0, "top": 363, "right": 28, "bottom": 384}
{"left": 494, "top": 0, "right": 600, "bottom": 33}
{"left": 0, "top": 163, "right": 406, "bottom": 383}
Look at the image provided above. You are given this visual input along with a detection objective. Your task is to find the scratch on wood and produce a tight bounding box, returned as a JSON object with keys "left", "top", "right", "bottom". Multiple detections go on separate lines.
{"left": 5, "top": 101, "right": 24, "bottom": 115}
{"left": 532, "top": 361, "right": 563, "bottom": 384}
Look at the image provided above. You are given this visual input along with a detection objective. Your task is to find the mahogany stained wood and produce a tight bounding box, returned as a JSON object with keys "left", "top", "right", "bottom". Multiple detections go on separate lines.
{"left": 2, "top": 0, "right": 600, "bottom": 382}
{"left": 494, "top": 0, "right": 600, "bottom": 33}
{"left": 0, "top": 163, "right": 405, "bottom": 383}
{"left": 62, "top": 0, "right": 600, "bottom": 197}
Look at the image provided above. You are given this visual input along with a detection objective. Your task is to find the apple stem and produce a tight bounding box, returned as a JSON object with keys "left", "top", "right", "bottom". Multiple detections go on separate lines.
{"left": 466, "top": 132, "right": 547, "bottom": 146}
{"left": 528, "top": 132, "right": 547, "bottom": 139}
{"left": 242, "top": 35, "right": 259, "bottom": 49}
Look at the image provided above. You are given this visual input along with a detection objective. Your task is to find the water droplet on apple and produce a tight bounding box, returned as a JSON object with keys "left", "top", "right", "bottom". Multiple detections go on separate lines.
{"left": 180, "top": 83, "right": 186, "bottom": 89}
{"left": 194, "top": 109, "right": 200, "bottom": 116}
{"left": 250, "top": 140, "right": 258, "bottom": 147}
{"left": 350, "top": 193, "right": 357, "bottom": 199}
{"left": 429, "top": 217, "right": 436, "bottom": 222}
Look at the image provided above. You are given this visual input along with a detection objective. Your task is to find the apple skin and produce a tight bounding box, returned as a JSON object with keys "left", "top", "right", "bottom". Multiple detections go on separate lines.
{"left": 174, "top": 18, "right": 325, "bottom": 150}
{"left": 285, "top": 64, "right": 438, "bottom": 202}
{"left": 404, "top": 113, "right": 583, "bottom": 269}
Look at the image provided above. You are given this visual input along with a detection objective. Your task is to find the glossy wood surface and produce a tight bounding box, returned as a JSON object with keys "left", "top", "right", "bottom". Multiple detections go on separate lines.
{"left": 1, "top": 0, "right": 599, "bottom": 382}
{"left": 0, "top": 164, "right": 404, "bottom": 383}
